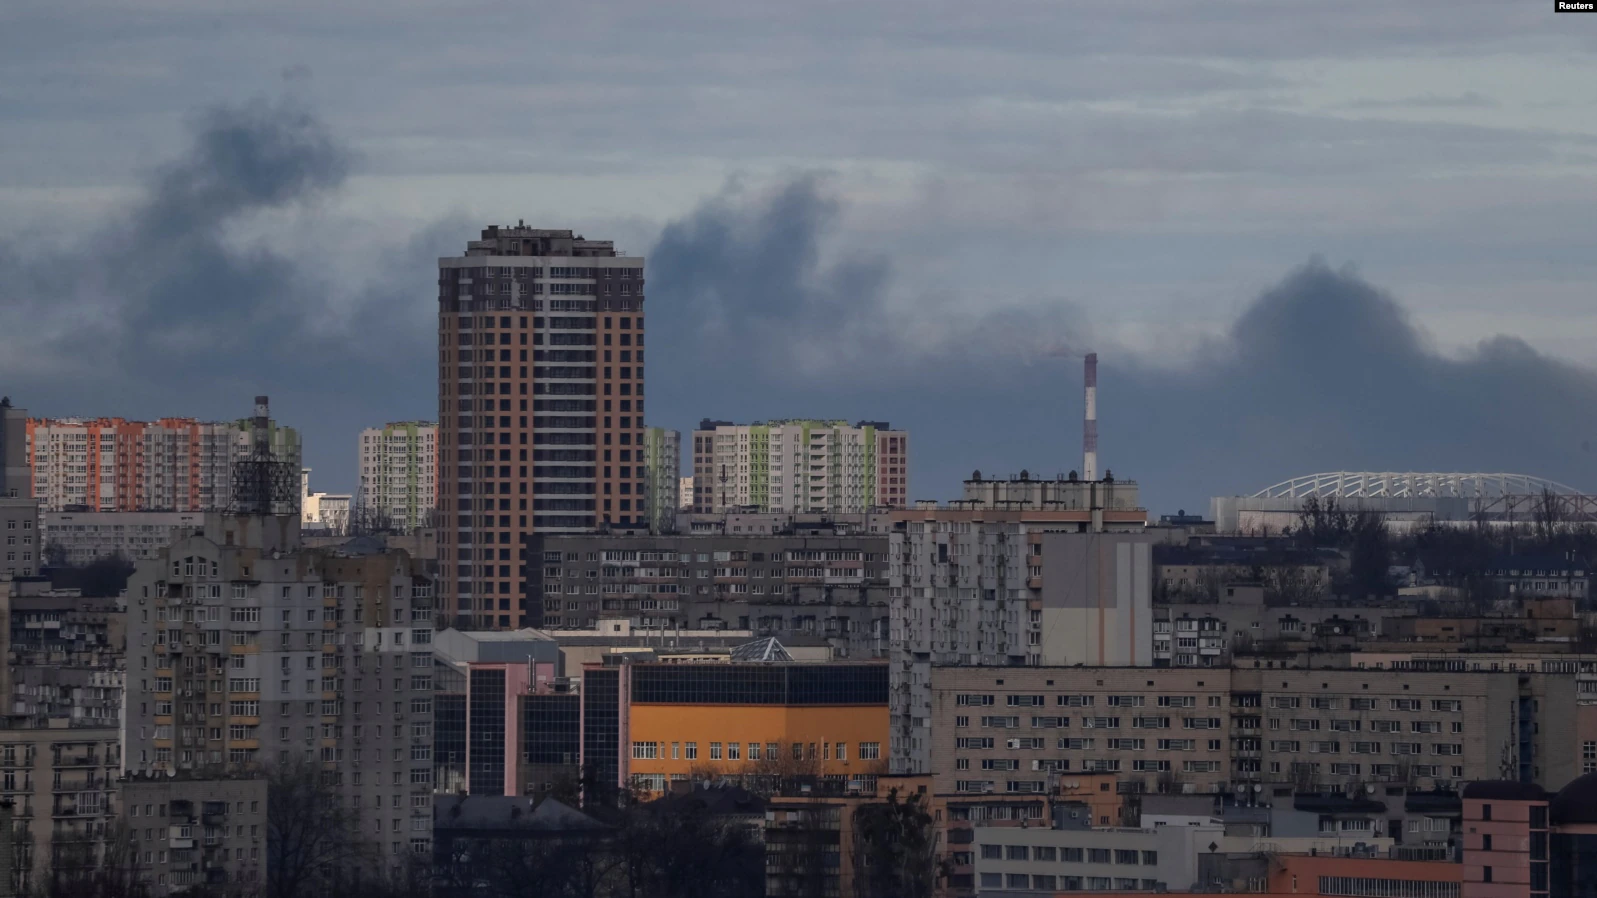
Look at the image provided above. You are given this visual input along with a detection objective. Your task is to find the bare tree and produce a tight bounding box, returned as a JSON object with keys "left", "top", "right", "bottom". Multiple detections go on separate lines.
{"left": 851, "top": 789, "right": 942, "bottom": 898}
{"left": 37, "top": 820, "right": 148, "bottom": 898}
{"left": 266, "top": 757, "right": 374, "bottom": 898}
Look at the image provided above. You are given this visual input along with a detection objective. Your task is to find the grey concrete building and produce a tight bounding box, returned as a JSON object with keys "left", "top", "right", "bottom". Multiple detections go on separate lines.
{"left": 526, "top": 531, "right": 891, "bottom": 659}
{"left": 889, "top": 486, "right": 1151, "bottom": 774}
{"left": 0, "top": 723, "right": 121, "bottom": 893}
{"left": 930, "top": 667, "right": 1235, "bottom": 799}
{"left": 0, "top": 398, "right": 41, "bottom": 579}
{"left": 118, "top": 773, "right": 266, "bottom": 895}
{"left": 931, "top": 664, "right": 1579, "bottom": 801}
{"left": 123, "top": 511, "right": 437, "bottom": 870}
{"left": 42, "top": 511, "right": 206, "bottom": 567}
{"left": 7, "top": 583, "right": 123, "bottom": 724}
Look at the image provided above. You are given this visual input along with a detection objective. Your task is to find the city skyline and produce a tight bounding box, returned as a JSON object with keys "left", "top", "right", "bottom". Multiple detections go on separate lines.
{"left": 3, "top": 5, "right": 1597, "bottom": 514}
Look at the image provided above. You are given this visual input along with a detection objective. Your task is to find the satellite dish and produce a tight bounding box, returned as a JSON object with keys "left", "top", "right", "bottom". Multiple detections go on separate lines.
{"left": 1365, "top": 785, "right": 1376, "bottom": 794}
{"left": 166, "top": 768, "right": 176, "bottom": 778}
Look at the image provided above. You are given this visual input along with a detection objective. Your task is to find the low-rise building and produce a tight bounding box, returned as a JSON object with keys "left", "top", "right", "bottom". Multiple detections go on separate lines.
{"left": 581, "top": 660, "right": 889, "bottom": 801}
{"left": 117, "top": 773, "right": 266, "bottom": 895}
{"left": 973, "top": 820, "right": 1222, "bottom": 893}
{"left": 42, "top": 511, "right": 205, "bottom": 567}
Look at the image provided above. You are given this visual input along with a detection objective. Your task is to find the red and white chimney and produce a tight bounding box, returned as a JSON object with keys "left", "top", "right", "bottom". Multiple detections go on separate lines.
{"left": 1083, "top": 354, "right": 1098, "bottom": 481}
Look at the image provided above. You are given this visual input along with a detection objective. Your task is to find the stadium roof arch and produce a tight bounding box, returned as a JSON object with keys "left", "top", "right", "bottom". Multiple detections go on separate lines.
{"left": 1251, "top": 472, "right": 1582, "bottom": 500}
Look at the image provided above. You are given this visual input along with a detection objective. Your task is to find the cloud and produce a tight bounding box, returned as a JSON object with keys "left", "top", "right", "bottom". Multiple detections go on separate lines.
{"left": 4, "top": 99, "right": 1596, "bottom": 515}
{"left": 648, "top": 176, "right": 1088, "bottom": 385}
{"left": 0, "top": 97, "right": 445, "bottom": 489}
{"left": 1344, "top": 91, "right": 1498, "bottom": 109}
{"left": 645, "top": 183, "right": 1597, "bottom": 512}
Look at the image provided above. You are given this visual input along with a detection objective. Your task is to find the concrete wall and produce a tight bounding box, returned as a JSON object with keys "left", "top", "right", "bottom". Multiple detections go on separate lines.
{"left": 1040, "top": 532, "right": 1155, "bottom": 667}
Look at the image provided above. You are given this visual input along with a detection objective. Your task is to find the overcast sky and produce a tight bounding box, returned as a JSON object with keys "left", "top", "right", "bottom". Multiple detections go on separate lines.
{"left": 2, "top": 0, "right": 1595, "bottom": 514}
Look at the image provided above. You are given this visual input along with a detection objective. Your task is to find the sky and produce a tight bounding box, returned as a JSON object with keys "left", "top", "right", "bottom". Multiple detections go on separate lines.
{"left": 2, "top": 0, "right": 1596, "bottom": 514}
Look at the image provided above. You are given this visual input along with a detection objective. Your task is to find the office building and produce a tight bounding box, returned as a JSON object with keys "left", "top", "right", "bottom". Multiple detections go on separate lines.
{"left": 641, "top": 427, "right": 680, "bottom": 535}
{"left": 122, "top": 509, "right": 438, "bottom": 868}
{"left": 580, "top": 661, "right": 889, "bottom": 799}
{"left": 1, "top": 398, "right": 41, "bottom": 578}
{"left": 1460, "top": 776, "right": 1597, "bottom": 898}
{"left": 527, "top": 531, "right": 891, "bottom": 657}
{"left": 690, "top": 420, "right": 908, "bottom": 514}
{"left": 429, "top": 628, "right": 566, "bottom": 797}
{"left": 888, "top": 473, "right": 1150, "bottom": 774}
{"left": 118, "top": 773, "right": 266, "bottom": 894}
{"left": 356, "top": 422, "right": 438, "bottom": 532}
{"left": 437, "top": 225, "right": 646, "bottom": 629}
{"left": 24, "top": 415, "right": 301, "bottom": 513}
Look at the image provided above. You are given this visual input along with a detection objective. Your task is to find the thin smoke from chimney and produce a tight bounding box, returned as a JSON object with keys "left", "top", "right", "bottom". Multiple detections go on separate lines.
{"left": 1083, "top": 353, "right": 1098, "bottom": 482}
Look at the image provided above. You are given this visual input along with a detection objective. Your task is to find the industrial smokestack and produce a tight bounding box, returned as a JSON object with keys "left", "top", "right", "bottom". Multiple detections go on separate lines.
{"left": 1083, "top": 354, "right": 1098, "bottom": 482}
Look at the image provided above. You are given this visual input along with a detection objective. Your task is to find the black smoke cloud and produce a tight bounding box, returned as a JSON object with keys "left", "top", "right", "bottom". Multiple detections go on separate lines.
{"left": 0, "top": 98, "right": 450, "bottom": 490}
{"left": 5, "top": 105, "right": 1594, "bottom": 512}
{"left": 646, "top": 180, "right": 1597, "bottom": 513}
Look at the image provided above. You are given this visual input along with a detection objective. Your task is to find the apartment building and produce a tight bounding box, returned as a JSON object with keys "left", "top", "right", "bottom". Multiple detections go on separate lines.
{"left": 690, "top": 420, "right": 908, "bottom": 514}
{"left": 930, "top": 667, "right": 1235, "bottom": 798}
{"left": 356, "top": 422, "right": 438, "bottom": 532}
{"left": 118, "top": 773, "right": 266, "bottom": 895}
{"left": 8, "top": 580, "right": 124, "bottom": 724}
{"left": 527, "top": 531, "right": 891, "bottom": 658}
{"left": 930, "top": 665, "right": 1580, "bottom": 802}
{"left": 890, "top": 476, "right": 1150, "bottom": 774}
{"left": 122, "top": 511, "right": 437, "bottom": 868}
{"left": 641, "top": 427, "right": 679, "bottom": 535}
{"left": 438, "top": 225, "right": 646, "bottom": 629}
{"left": 581, "top": 661, "right": 889, "bottom": 798}
{"left": 25, "top": 415, "right": 301, "bottom": 513}
{"left": 42, "top": 510, "right": 205, "bottom": 566}
{"left": 1, "top": 398, "right": 41, "bottom": 578}
{"left": 1233, "top": 668, "right": 1554, "bottom": 795}
{"left": 0, "top": 724, "right": 121, "bottom": 892}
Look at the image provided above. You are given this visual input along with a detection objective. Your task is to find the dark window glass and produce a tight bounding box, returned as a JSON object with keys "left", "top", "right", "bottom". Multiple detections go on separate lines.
{"left": 468, "top": 669, "right": 507, "bottom": 795}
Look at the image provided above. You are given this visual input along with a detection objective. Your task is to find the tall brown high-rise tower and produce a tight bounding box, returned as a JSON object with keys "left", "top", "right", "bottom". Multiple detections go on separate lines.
{"left": 438, "top": 226, "right": 646, "bottom": 628}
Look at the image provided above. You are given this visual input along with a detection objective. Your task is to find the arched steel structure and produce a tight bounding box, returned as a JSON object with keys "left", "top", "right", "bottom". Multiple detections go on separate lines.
{"left": 1252, "top": 472, "right": 1582, "bottom": 500}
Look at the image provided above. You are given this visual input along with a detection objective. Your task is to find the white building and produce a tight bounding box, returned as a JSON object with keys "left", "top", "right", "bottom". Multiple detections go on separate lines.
{"left": 690, "top": 419, "right": 908, "bottom": 514}
{"left": 301, "top": 469, "right": 352, "bottom": 536}
{"left": 356, "top": 422, "right": 437, "bottom": 532}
